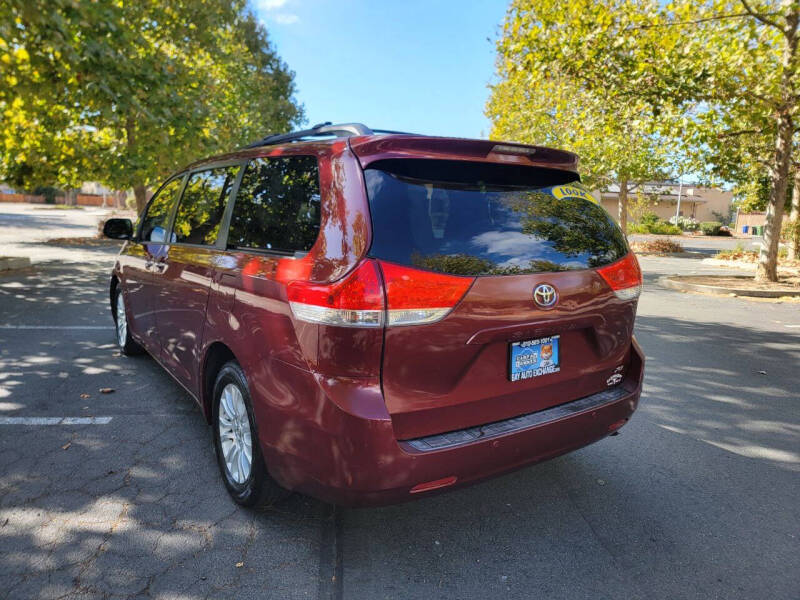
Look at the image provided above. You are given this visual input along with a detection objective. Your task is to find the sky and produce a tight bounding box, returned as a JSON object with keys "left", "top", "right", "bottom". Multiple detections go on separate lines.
{"left": 251, "top": 0, "right": 510, "bottom": 139}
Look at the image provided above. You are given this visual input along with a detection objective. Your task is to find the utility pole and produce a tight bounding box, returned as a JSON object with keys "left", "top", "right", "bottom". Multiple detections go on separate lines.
{"left": 675, "top": 176, "right": 683, "bottom": 222}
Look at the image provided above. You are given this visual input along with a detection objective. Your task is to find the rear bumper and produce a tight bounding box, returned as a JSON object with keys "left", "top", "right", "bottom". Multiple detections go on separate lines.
{"left": 260, "top": 338, "right": 644, "bottom": 507}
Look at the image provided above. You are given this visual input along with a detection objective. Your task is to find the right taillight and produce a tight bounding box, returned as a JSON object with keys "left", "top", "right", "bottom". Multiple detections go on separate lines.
{"left": 378, "top": 261, "right": 474, "bottom": 326}
{"left": 596, "top": 252, "right": 642, "bottom": 301}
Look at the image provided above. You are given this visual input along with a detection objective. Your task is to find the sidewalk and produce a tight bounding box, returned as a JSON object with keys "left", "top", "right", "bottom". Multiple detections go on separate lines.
{"left": 0, "top": 203, "right": 127, "bottom": 266}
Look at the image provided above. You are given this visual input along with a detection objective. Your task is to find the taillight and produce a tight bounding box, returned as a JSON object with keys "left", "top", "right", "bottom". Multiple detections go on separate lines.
{"left": 596, "top": 252, "right": 642, "bottom": 301}
{"left": 379, "top": 261, "right": 473, "bottom": 326}
{"left": 287, "top": 260, "right": 385, "bottom": 327}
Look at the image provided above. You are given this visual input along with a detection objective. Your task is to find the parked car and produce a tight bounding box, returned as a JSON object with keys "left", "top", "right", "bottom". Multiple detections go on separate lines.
{"left": 103, "top": 122, "right": 644, "bottom": 507}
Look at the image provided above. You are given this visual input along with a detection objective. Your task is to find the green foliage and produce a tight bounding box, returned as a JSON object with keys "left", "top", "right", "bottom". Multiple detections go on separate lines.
{"left": 0, "top": 0, "right": 302, "bottom": 207}
{"left": 487, "top": 0, "right": 798, "bottom": 280}
{"left": 782, "top": 217, "right": 800, "bottom": 243}
{"left": 639, "top": 212, "right": 660, "bottom": 226}
{"left": 629, "top": 222, "right": 682, "bottom": 235}
{"left": 486, "top": 0, "right": 673, "bottom": 194}
{"left": 700, "top": 222, "right": 723, "bottom": 236}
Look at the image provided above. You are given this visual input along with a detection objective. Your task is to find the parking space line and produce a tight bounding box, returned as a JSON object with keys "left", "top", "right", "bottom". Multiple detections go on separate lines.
{"left": 0, "top": 325, "right": 108, "bottom": 330}
{"left": 0, "top": 416, "right": 113, "bottom": 425}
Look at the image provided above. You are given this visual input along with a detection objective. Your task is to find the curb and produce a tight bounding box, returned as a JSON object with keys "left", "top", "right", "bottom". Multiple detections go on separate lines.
{"left": 0, "top": 257, "right": 32, "bottom": 272}
{"left": 659, "top": 275, "right": 800, "bottom": 298}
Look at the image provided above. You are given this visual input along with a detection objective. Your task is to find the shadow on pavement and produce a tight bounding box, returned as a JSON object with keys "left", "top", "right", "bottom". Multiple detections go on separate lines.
{"left": 635, "top": 314, "right": 799, "bottom": 470}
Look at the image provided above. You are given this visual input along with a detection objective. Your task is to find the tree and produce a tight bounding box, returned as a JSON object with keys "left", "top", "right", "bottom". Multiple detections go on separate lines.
{"left": 0, "top": 0, "right": 302, "bottom": 212}
{"left": 654, "top": 0, "right": 798, "bottom": 281}
{"left": 488, "top": 0, "right": 800, "bottom": 282}
{"left": 487, "top": 0, "right": 674, "bottom": 234}
{"left": 787, "top": 171, "right": 800, "bottom": 258}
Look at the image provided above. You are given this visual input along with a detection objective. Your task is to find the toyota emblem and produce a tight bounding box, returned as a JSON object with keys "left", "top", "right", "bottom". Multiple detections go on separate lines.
{"left": 533, "top": 284, "right": 558, "bottom": 308}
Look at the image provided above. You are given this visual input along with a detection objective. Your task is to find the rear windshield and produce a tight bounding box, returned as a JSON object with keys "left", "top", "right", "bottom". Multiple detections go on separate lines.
{"left": 365, "top": 159, "right": 627, "bottom": 276}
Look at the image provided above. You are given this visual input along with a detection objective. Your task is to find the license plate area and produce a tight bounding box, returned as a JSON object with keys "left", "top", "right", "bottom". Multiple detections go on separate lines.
{"left": 509, "top": 335, "right": 560, "bottom": 382}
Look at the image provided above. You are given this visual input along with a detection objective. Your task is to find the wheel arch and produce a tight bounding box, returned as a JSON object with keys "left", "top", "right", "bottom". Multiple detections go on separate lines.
{"left": 201, "top": 342, "right": 238, "bottom": 424}
{"left": 109, "top": 273, "right": 119, "bottom": 315}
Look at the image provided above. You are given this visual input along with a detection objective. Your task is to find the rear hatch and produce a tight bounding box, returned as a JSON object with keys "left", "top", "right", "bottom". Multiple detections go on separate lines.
{"left": 362, "top": 157, "right": 640, "bottom": 440}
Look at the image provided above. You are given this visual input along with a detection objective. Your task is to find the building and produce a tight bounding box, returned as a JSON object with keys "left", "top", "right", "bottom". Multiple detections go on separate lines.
{"left": 596, "top": 182, "right": 734, "bottom": 224}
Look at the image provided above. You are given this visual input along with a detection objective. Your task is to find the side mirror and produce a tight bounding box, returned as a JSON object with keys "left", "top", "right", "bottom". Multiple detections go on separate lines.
{"left": 103, "top": 218, "right": 134, "bottom": 240}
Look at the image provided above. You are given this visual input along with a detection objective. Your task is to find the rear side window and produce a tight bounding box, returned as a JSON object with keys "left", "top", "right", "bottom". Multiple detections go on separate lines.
{"left": 365, "top": 159, "right": 627, "bottom": 276}
{"left": 228, "top": 156, "right": 321, "bottom": 253}
{"left": 139, "top": 176, "right": 183, "bottom": 243}
{"left": 173, "top": 166, "right": 240, "bottom": 246}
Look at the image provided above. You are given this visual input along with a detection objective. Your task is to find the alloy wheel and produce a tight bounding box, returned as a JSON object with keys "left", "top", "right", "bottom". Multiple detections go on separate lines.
{"left": 116, "top": 292, "right": 128, "bottom": 347}
{"left": 217, "top": 383, "right": 253, "bottom": 484}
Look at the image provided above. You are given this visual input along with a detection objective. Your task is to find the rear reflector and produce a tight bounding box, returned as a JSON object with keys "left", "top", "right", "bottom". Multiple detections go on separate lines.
{"left": 608, "top": 418, "right": 628, "bottom": 433}
{"left": 378, "top": 261, "right": 474, "bottom": 326}
{"left": 409, "top": 475, "right": 458, "bottom": 494}
{"left": 287, "top": 260, "right": 385, "bottom": 327}
{"left": 596, "top": 252, "right": 642, "bottom": 300}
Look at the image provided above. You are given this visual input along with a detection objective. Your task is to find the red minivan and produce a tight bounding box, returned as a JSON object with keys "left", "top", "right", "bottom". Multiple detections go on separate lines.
{"left": 103, "top": 123, "right": 644, "bottom": 507}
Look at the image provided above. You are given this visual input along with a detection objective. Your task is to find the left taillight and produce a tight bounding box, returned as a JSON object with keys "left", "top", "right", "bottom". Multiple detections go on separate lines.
{"left": 596, "top": 252, "right": 642, "bottom": 301}
{"left": 287, "top": 260, "right": 385, "bottom": 327}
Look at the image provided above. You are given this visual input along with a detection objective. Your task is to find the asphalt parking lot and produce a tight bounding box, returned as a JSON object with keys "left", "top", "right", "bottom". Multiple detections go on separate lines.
{"left": 1, "top": 206, "right": 798, "bottom": 600}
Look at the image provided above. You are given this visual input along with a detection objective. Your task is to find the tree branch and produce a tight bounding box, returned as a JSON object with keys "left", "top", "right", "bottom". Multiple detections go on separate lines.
{"left": 718, "top": 128, "right": 764, "bottom": 138}
{"left": 626, "top": 12, "right": 754, "bottom": 30}
{"left": 739, "top": 0, "right": 784, "bottom": 31}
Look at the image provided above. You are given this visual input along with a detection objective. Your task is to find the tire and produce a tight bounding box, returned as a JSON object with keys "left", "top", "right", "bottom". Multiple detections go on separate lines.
{"left": 113, "top": 287, "right": 143, "bottom": 355}
{"left": 212, "top": 361, "right": 290, "bottom": 507}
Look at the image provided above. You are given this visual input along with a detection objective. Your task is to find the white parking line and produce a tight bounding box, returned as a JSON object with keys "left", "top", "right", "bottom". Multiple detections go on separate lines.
{"left": 785, "top": 324, "right": 800, "bottom": 328}
{"left": 0, "top": 325, "right": 108, "bottom": 330}
{"left": 0, "top": 416, "right": 113, "bottom": 425}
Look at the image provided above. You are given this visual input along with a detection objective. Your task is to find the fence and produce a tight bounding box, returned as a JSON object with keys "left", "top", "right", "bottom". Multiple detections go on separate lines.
{"left": 0, "top": 192, "right": 125, "bottom": 207}
{"left": 735, "top": 212, "right": 790, "bottom": 236}
{"left": 0, "top": 193, "right": 46, "bottom": 204}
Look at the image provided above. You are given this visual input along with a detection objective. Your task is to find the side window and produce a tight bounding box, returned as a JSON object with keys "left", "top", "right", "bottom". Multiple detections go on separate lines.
{"left": 228, "top": 156, "right": 321, "bottom": 253}
{"left": 139, "top": 177, "right": 183, "bottom": 243}
{"left": 173, "top": 166, "right": 240, "bottom": 246}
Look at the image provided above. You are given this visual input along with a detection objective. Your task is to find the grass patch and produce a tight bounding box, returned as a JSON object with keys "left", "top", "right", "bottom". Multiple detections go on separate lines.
{"left": 715, "top": 244, "right": 789, "bottom": 261}
{"left": 34, "top": 204, "right": 84, "bottom": 210}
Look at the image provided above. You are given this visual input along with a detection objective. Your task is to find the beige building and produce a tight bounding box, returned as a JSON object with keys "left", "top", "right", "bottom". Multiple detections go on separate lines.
{"left": 595, "top": 182, "right": 734, "bottom": 224}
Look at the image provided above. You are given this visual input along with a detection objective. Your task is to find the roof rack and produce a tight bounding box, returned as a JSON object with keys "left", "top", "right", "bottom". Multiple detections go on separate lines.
{"left": 243, "top": 122, "right": 415, "bottom": 148}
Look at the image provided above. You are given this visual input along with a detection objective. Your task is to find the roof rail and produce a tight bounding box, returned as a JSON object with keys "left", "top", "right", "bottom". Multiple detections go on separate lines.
{"left": 244, "top": 122, "right": 375, "bottom": 148}
{"left": 243, "top": 122, "right": 418, "bottom": 148}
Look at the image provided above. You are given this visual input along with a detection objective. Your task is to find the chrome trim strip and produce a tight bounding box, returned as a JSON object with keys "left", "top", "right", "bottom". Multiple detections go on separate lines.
{"left": 402, "top": 385, "right": 629, "bottom": 452}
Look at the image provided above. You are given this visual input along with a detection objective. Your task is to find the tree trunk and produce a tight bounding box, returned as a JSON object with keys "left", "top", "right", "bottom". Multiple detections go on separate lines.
{"left": 618, "top": 179, "right": 628, "bottom": 234}
{"left": 756, "top": 122, "right": 792, "bottom": 282}
{"left": 133, "top": 184, "right": 148, "bottom": 214}
{"left": 789, "top": 170, "right": 800, "bottom": 260}
{"left": 756, "top": 11, "right": 797, "bottom": 282}
{"left": 64, "top": 189, "right": 77, "bottom": 206}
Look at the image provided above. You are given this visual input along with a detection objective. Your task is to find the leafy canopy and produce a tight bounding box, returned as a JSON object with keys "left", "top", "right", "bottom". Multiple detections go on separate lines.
{"left": 487, "top": 0, "right": 675, "bottom": 190}
{"left": 0, "top": 0, "right": 302, "bottom": 204}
